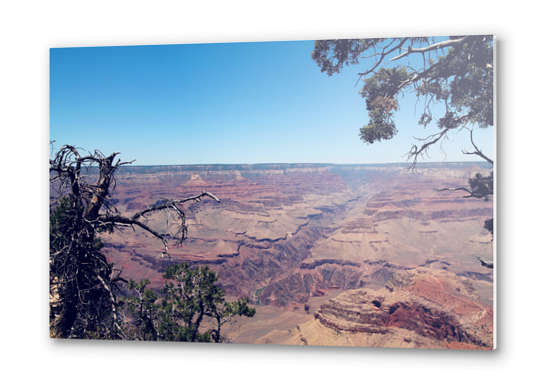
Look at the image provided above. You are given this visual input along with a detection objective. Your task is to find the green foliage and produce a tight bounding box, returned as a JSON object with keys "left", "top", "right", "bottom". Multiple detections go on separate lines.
{"left": 49, "top": 196, "right": 123, "bottom": 339}
{"left": 468, "top": 171, "right": 494, "bottom": 239}
{"left": 124, "top": 279, "right": 165, "bottom": 341}
{"left": 468, "top": 171, "right": 494, "bottom": 200}
{"left": 312, "top": 36, "right": 493, "bottom": 145}
{"left": 124, "top": 263, "right": 256, "bottom": 342}
{"left": 50, "top": 145, "right": 241, "bottom": 341}
{"left": 49, "top": 143, "right": 236, "bottom": 341}
{"left": 312, "top": 39, "right": 387, "bottom": 76}
{"left": 484, "top": 218, "right": 494, "bottom": 236}
{"left": 312, "top": 36, "right": 494, "bottom": 240}
{"left": 359, "top": 67, "right": 410, "bottom": 143}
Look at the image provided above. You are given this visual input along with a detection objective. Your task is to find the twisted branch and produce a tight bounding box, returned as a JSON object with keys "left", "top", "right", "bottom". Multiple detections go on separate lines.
{"left": 49, "top": 144, "right": 221, "bottom": 337}
{"left": 355, "top": 37, "right": 408, "bottom": 87}
{"left": 462, "top": 128, "right": 493, "bottom": 165}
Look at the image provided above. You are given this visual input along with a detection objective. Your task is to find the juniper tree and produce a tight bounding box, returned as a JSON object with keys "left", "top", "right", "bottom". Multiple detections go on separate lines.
{"left": 312, "top": 36, "right": 493, "bottom": 165}
{"left": 124, "top": 263, "right": 256, "bottom": 342}
{"left": 312, "top": 36, "right": 494, "bottom": 243}
{"left": 49, "top": 144, "right": 224, "bottom": 338}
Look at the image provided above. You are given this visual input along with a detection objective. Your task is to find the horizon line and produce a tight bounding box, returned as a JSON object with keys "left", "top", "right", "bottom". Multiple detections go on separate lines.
{"left": 118, "top": 160, "right": 491, "bottom": 167}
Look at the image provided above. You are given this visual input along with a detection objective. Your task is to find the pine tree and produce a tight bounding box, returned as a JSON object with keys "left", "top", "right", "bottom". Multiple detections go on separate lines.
{"left": 124, "top": 263, "right": 255, "bottom": 342}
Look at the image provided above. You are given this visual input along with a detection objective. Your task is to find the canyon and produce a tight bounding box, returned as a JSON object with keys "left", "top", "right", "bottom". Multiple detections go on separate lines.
{"left": 99, "top": 162, "right": 494, "bottom": 349}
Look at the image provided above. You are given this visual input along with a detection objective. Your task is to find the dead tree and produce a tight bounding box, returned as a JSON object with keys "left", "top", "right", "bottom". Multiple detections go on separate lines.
{"left": 49, "top": 144, "right": 220, "bottom": 338}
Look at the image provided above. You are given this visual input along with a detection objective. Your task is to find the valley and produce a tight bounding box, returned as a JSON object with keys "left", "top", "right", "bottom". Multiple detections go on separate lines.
{"left": 99, "top": 162, "right": 494, "bottom": 349}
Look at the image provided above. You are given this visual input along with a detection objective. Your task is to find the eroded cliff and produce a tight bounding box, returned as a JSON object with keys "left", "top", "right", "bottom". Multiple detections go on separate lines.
{"left": 95, "top": 162, "right": 493, "bottom": 349}
{"left": 257, "top": 268, "right": 493, "bottom": 349}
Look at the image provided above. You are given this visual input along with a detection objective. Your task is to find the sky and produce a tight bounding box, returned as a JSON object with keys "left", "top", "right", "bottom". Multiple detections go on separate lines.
{"left": 50, "top": 38, "right": 494, "bottom": 166}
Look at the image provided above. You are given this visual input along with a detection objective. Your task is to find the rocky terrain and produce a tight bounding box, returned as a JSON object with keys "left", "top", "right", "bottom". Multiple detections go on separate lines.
{"left": 256, "top": 268, "right": 493, "bottom": 349}
{"left": 95, "top": 162, "right": 493, "bottom": 349}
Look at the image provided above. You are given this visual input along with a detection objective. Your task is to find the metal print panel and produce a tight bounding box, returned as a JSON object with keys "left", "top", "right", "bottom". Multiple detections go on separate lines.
{"left": 49, "top": 36, "right": 495, "bottom": 349}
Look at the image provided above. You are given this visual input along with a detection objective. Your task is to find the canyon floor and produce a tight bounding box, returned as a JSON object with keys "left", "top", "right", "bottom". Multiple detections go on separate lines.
{"left": 99, "top": 162, "right": 494, "bottom": 349}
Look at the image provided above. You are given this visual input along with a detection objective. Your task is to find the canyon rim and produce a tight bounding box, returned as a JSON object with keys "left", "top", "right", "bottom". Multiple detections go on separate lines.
{"left": 96, "top": 162, "right": 494, "bottom": 349}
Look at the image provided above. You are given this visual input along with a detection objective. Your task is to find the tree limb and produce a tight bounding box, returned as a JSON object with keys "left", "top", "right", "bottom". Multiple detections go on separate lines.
{"left": 462, "top": 128, "right": 493, "bottom": 165}
{"left": 50, "top": 144, "right": 222, "bottom": 338}
{"left": 390, "top": 36, "right": 470, "bottom": 62}
{"left": 433, "top": 187, "right": 478, "bottom": 198}
{"left": 130, "top": 190, "right": 220, "bottom": 222}
{"left": 355, "top": 38, "right": 408, "bottom": 87}
{"left": 96, "top": 275, "right": 126, "bottom": 339}
{"left": 405, "top": 126, "right": 454, "bottom": 170}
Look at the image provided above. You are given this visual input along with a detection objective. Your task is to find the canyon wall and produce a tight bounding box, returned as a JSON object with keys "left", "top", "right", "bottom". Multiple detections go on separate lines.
{"left": 96, "top": 162, "right": 493, "bottom": 348}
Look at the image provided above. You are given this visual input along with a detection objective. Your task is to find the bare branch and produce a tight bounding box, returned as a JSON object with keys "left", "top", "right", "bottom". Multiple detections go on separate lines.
{"left": 434, "top": 187, "right": 477, "bottom": 198}
{"left": 96, "top": 214, "right": 170, "bottom": 246}
{"left": 405, "top": 126, "right": 454, "bottom": 170}
{"left": 405, "top": 112, "right": 474, "bottom": 170}
{"left": 434, "top": 170, "right": 493, "bottom": 200}
{"left": 390, "top": 36, "right": 469, "bottom": 62}
{"left": 355, "top": 38, "right": 408, "bottom": 87}
{"left": 93, "top": 190, "right": 220, "bottom": 254}
{"left": 96, "top": 275, "right": 126, "bottom": 339}
{"left": 462, "top": 128, "right": 493, "bottom": 165}
{"left": 131, "top": 190, "right": 220, "bottom": 221}
{"left": 50, "top": 144, "right": 221, "bottom": 338}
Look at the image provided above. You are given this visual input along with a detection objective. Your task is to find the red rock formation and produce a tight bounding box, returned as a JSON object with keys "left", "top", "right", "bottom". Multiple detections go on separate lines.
{"left": 311, "top": 268, "right": 493, "bottom": 349}
{"left": 99, "top": 163, "right": 493, "bottom": 311}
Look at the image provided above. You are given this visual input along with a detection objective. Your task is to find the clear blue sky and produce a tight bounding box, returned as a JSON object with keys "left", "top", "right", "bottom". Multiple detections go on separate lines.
{"left": 50, "top": 39, "right": 494, "bottom": 166}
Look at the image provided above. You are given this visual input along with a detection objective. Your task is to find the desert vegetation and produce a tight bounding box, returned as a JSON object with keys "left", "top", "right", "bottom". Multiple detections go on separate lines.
{"left": 49, "top": 36, "right": 493, "bottom": 348}
{"left": 312, "top": 36, "right": 494, "bottom": 237}
{"left": 49, "top": 144, "right": 255, "bottom": 340}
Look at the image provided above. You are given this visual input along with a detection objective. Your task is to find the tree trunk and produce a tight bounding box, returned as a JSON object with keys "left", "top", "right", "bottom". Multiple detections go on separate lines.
{"left": 53, "top": 299, "right": 78, "bottom": 338}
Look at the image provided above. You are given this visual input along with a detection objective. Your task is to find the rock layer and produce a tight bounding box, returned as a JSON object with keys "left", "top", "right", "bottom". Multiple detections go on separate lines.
{"left": 273, "top": 267, "right": 493, "bottom": 349}
{"left": 92, "top": 162, "right": 494, "bottom": 349}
